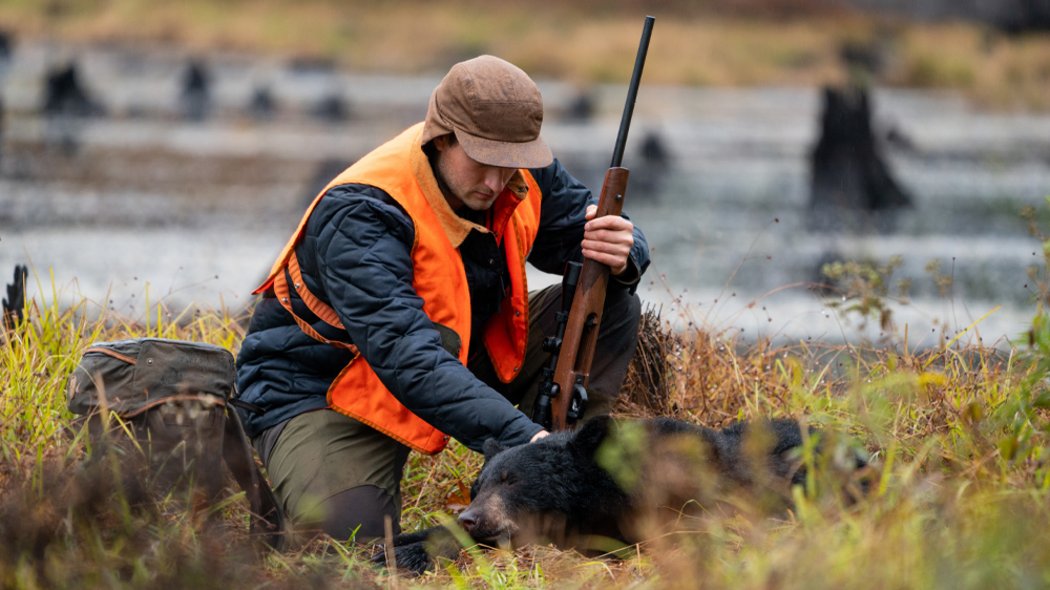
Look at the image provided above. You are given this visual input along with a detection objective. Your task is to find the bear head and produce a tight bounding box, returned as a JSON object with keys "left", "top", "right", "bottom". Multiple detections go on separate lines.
{"left": 457, "top": 416, "right": 631, "bottom": 546}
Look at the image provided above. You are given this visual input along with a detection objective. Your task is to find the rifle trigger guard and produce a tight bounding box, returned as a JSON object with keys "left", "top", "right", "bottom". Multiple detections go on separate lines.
{"left": 566, "top": 383, "right": 588, "bottom": 424}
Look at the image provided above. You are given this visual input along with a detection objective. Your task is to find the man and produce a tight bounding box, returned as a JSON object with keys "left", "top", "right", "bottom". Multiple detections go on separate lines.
{"left": 236, "top": 55, "right": 650, "bottom": 541}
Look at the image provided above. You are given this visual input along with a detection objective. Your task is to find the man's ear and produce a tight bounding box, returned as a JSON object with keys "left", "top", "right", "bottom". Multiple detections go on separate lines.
{"left": 482, "top": 438, "right": 506, "bottom": 461}
{"left": 432, "top": 133, "right": 454, "bottom": 153}
{"left": 570, "top": 415, "right": 613, "bottom": 458}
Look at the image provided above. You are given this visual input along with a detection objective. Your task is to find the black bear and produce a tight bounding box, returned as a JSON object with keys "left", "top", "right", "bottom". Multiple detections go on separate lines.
{"left": 377, "top": 415, "right": 865, "bottom": 574}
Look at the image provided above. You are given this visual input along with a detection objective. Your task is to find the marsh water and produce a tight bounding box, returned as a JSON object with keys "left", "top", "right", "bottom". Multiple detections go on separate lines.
{"left": 3, "top": 42, "right": 1050, "bottom": 348}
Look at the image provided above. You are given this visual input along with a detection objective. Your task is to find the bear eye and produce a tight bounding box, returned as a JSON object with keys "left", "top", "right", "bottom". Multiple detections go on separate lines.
{"left": 499, "top": 471, "right": 513, "bottom": 484}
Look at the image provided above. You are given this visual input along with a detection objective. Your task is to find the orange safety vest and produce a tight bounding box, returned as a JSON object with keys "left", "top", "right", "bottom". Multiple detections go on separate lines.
{"left": 255, "top": 123, "right": 543, "bottom": 454}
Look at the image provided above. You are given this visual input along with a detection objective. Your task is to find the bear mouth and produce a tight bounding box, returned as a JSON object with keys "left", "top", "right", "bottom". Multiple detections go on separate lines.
{"left": 473, "top": 532, "right": 514, "bottom": 546}
{"left": 477, "top": 512, "right": 576, "bottom": 547}
{"left": 467, "top": 522, "right": 517, "bottom": 546}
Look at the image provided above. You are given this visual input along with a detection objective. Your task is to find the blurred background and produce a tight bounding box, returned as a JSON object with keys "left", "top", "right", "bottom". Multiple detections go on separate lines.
{"left": 1, "top": 0, "right": 1049, "bottom": 348}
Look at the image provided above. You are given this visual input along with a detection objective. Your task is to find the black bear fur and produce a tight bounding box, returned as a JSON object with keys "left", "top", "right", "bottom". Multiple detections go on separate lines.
{"left": 376, "top": 415, "right": 863, "bottom": 574}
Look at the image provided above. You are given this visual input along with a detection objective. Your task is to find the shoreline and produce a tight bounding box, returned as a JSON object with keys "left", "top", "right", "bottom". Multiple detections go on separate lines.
{"left": 1, "top": 8, "right": 1049, "bottom": 112}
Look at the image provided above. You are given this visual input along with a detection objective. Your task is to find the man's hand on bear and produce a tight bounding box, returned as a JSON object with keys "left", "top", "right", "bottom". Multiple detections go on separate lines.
{"left": 530, "top": 429, "right": 550, "bottom": 443}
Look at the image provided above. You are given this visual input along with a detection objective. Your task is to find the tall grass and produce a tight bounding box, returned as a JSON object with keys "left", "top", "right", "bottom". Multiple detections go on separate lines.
{"left": 1, "top": 252, "right": 1048, "bottom": 588}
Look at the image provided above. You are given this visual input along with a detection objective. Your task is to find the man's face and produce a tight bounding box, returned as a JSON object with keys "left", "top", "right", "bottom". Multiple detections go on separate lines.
{"left": 433, "top": 136, "right": 516, "bottom": 211}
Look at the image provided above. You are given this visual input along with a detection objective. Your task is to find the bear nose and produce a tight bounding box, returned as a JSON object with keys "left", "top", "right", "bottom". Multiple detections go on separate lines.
{"left": 458, "top": 510, "right": 478, "bottom": 533}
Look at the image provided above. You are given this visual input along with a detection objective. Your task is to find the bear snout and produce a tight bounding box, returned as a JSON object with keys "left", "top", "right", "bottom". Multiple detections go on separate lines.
{"left": 456, "top": 493, "right": 517, "bottom": 542}
{"left": 458, "top": 508, "right": 479, "bottom": 534}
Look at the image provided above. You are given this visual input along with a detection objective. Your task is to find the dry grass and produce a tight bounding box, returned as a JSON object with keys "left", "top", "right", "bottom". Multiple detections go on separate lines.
{"left": 2, "top": 248, "right": 1049, "bottom": 587}
{"left": 2, "top": 1, "right": 1050, "bottom": 109}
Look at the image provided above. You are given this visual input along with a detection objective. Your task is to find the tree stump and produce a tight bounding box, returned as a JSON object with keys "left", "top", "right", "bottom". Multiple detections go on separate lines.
{"left": 632, "top": 130, "right": 672, "bottom": 199}
{"left": 247, "top": 85, "right": 276, "bottom": 120}
{"left": 807, "top": 85, "right": 911, "bottom": 232}
{"left": 2, "top": 264, "right": 27, "bottom": 331}
{"left": 181, "top": 59, "right": 211, "bottom": 121}
{"left": 42, "top": 62, "right": 104, "bottom": 118}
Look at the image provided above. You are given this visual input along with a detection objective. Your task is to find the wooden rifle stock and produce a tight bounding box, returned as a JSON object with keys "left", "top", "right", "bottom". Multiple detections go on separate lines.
{"left": 549, "top": 168, "right": 629, "bottom": 430}
{"left": 548, "top": 16, "right": 654, "bottom": 431}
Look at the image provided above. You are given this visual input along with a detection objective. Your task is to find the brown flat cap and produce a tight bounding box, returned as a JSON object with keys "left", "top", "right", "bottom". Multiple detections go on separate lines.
{"left": 422, "top": 55, "right": 553, "bottom": 169}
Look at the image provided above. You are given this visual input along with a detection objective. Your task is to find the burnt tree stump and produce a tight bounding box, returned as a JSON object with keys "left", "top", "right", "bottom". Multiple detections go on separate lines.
{"left": 3, "top": 264, "right": 27, "bottom": 331}
{"left": 248, "top": 85, "right": 276, "bottom": 120}
{"left": 632, "top": 130, "right": 672, "bottom": 199}
{"left": 807, "top": 85, "right": 911, "bottom": 232}
{"left": 0, "top": 30, "right": 11, "bottom": 64}
{"left": 181, "top": 59, "right": 211, "bottom": 121}
{"left": 564, "top": 90, "right": 595, "bottom": 122}
{"left": 42, "top": 62, "right": 105, "bottom": 118}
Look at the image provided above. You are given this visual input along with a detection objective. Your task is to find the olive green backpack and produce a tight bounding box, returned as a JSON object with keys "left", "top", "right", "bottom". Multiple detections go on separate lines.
{"left": 67, "top": 338, "right": 285, "bottom": 549}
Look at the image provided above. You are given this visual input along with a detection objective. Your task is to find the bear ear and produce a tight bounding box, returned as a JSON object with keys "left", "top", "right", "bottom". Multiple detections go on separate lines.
{"left": 482, "top": 438, "right": 507, "bottom": 461}
{"left": 570, "top": 415, "right": 613, "bottom": 458}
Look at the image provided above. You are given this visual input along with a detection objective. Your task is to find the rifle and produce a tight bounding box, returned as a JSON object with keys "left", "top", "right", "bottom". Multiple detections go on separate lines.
{"left": 533, "top": 15, "right": 655, "bottom": 431}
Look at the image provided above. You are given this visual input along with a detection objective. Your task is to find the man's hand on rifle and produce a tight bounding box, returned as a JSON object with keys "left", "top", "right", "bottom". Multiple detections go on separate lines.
{"left": 581, "top": 204, "right": 634, "bottom": 276}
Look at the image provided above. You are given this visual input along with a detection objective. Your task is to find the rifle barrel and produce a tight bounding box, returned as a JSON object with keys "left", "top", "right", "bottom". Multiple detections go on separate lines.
{"left": 610, "top": 15, "right": 655, "bottom": 168}
{"left": 548, "top": 15, "right": 654, "bottom": 431}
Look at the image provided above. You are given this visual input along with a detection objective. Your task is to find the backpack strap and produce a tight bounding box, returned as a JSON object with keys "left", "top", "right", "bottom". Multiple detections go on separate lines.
{"left": 222, "top": 405, "right": 287, "bottom": 551}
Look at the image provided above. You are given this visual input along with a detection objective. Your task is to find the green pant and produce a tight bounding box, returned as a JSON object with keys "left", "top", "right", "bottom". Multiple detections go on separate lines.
{"left": 257, "top": 408, "right": 409, "bottom": 541}
{"left": 256, "top": 284, "right": 641, "bottom": 541}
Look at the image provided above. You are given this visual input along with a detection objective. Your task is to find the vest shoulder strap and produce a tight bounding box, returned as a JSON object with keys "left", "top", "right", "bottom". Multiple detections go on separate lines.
{"left": 272, "top": 257, "right": 359, "bottom": 354}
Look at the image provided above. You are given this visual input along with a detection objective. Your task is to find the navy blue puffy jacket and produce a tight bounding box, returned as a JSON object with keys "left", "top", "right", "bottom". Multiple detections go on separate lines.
{"left": 236, "top": 158, "right": 650, "bottom": 452}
